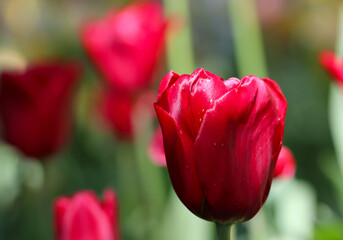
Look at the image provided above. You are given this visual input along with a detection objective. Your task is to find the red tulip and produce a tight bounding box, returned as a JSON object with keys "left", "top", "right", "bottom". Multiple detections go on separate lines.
{"left": 54, "top": 189, "right": 120, "bottom": 240}
{"left": 148, "top": 126, "right": 166, "bottom": 166}
{"left": 274, "top": 146, "right": 296, "bottom": 179}
{"left": 319, "top": 50, "right": 343, "bottom": 87}
{"left": 0, "top": 62, "right": 80, "bottom": 159}
{"left": 99, "top": 90, "right": 156, "bottom": 140}
{"left": 100, "top": 92, "right": 133, "bottom": 139}
{"left": 81, "top": 1, "right": 167, "bottom": 94}
{"left": 154, "top": 69, "right": 287, "bottom": 223}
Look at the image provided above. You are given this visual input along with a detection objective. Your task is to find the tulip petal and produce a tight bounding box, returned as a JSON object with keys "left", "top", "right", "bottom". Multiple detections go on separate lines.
{"left": 63, "top": 191, "right": 114, "bottom": 240}
{"left": 319, "top": 50, "right": 343, "bottom": 85}
{"left": 154, "top": 104, "right": 210, "bottom": 219}
{"left": 81, "top": 2, "right": 167, "bottom": 94}
{"left": 54, "top": 197, "right": 70, "bottom": 240}
{"left": 102, "top": 189, "right": 120, "bottom": 240}
{"left": 190, "top": 69, "right": 228, "bottom": 134}
{"left": 274, "top": 146, "right": 296, "bottom": 179}
{"left": 0, "top": 62, "right": 80, "bottom": 159}
{"left": 100, "top": 93, "right": 133, "bottom": 139}
{"left": 223, "top": 77, "right": 240, "bottom": 90}
{"left": 158, "top": 74, "right": 196, "bottom": 139}
{"left": 194, "top": 76, "right": 286, "bottom": 223}
{"left": 157, "top": 70, "right": 180, "bottom": 101}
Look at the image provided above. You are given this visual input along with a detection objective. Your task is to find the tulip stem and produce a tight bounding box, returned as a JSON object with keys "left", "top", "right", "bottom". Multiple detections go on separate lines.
{"left": 216, "top": 223, "right": 232, "bottom": 240}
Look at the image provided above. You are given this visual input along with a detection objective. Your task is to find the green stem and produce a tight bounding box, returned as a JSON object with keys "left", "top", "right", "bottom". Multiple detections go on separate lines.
{"left": 227, "top": 0, "right": 267, "bottom": 77}
{"left": 216, "top": 223, "right": 232, "bottom": 240}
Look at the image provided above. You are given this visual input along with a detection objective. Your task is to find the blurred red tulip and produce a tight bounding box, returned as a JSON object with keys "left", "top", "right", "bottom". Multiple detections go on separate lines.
{"left": 81, "top": 1, "right": 167, "bottom": 94}
{"left": 154, "top": 69, "right": 287, "bottom": 223}
{"left": 54, "top": 189, "right": 120, "bottom": 240}
{"left": 99, "top": 89, "right": 156, "bottom": 140}
{"left": 148, "top": 126, "right": 166, "bottom": 166}
{"left": 100, "top": 92, "right": 133, "bottom": 139}
{"left": 319, "top": 50, "right": 343, "bottom": 87}
{"left": 274, "top": 146, "right": 296, "bottom": 179}
{"left": 0, "top": 62, "right": 80, "bottom": 159}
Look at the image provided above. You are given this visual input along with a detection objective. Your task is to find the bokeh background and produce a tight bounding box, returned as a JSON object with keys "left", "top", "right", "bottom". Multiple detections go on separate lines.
{"left": 0, "top": 0, "right": 343, "bottom": 239}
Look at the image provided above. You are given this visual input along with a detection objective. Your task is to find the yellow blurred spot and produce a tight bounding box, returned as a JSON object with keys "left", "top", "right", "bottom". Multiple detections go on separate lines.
{"left": 0, "top": 49, "right": 27, "bottom": 72}
{"left": 4, "top": 0, "right": 41, "bottom": 35}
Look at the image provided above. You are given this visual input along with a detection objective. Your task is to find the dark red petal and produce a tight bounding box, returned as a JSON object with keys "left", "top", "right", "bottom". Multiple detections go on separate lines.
{"left": 154, "top": 104, "right": 209, "bottom": 219}
{"left": 274, "top": 146, "right": 296, "bottom": 179}
{"left": 100, "top": 93, "right": 133, "bottom": 139}
{"left": 0, "top": 62, "right": 80, "bottom": 159}
{"left": 194, "top": 76, "right": 285, "bottom": 223}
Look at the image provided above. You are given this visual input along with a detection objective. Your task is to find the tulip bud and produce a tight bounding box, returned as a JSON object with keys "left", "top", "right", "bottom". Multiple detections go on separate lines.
{"left": 0, "top": 62, "right": 80, "bottom": 159}
{"left": 54, "top": 189, "right": 120, "bottom": 240}
{"left": 99, "top": 90, "right": 156, "bottom": 140}
{"left": 154, "top": 68, "right": 287, "bottom": 224}
{"left": 100, "top": 92, "right": 134, "bottom": 139}
{"left": 81, "top": 2, "right": 167, "bottom": 94}
{"left": 148, "top": 126, "right": 166, "bottom": 166}
{"left": 274, "top": 146, "right": 296, "bottom": 179}
{"left": 319, "top": 50, "right": 343, "bottom": 87}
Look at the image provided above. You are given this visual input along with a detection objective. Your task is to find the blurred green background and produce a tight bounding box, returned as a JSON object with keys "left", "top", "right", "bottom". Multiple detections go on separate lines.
{"left": 0, "top": 0, "right": 343, "bottom": 239}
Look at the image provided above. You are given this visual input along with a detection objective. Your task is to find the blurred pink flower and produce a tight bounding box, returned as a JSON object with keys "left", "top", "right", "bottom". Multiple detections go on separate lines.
{"left": 0, "top": 61, "right": 80, "bottom": 159}
{"left": 81, "top": 1, "right": 167, "bottom": 94}
{"left": 274, "top": 146, "right": 296, "bottom": 179}
{"left": 54, "top": 189, "right": 120, "bottom": 240}
{"left": 148, "top": 126, "right": 166, "bottom": 166}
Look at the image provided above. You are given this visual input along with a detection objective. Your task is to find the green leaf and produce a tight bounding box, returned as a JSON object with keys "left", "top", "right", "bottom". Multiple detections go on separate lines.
{"left": 154, "top": 191, "right": 213, "bottom": 240}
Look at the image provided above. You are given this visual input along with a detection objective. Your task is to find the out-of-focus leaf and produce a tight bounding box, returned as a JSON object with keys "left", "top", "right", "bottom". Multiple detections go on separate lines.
{"left": 163, "top": 0, "right": 194, "bottom": 73}
{"left": 247, "top": 209, "right": 269, "bottom": 240}
{"left": 274, "top": 180, "right": 316, "bottom": 240}
{"left": 328, "top": 84, "right": 343, "bottom": 175}
{"left": 330, "top": 3, "right": 343, "bottom": 176}
{"left": 154, "top": 190, "right": 213, "bottom": 240}
{"left": 227, "top": 0, "right": 267, "bottom": 77}
{"left": 0, "top": 144, "right": 21, "bottom": 208}
{"left": 314, "top": 222, "right": 343, "bottom": 240}
{"left": 21, "top": 158, "right": 44, "bottom": 191}
{"left": 318, "top": 152, "right": 343, "bottom": 213}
